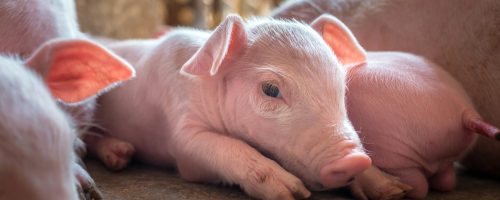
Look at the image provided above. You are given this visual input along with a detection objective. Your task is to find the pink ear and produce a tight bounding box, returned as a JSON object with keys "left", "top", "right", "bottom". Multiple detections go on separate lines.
{"left": 25, "top": 39, "right": 135, "bottom": 104}
{"left": 310, "top": 14, "right": 366, "bottom": 65}
{"left": 180, "top": 14, "right": 247, "bottom": 77}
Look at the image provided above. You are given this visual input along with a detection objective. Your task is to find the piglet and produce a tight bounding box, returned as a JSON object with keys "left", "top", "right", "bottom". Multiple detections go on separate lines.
{"left": 305, "top": 15, "right": 499, "bottom": 199}
{"left": 346, "top": 50, "right": 499, "bottom": 199}
{"left": 272, "top": 0, "right": 500, "bottom": 178}
{"left": 90, "top": 14, "right": 373, "bottom": 200}
{"left": 0, "top": 1, "right": 135, "bottom": 198}
{"left": 0, "top": 56, "right": 78, "bottom": 200}
{"left": 0, "top": 38, "right": 133, "bottom": 199}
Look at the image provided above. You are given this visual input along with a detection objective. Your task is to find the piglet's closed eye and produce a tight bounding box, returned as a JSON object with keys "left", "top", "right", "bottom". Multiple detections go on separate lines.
{"left": 25, "top": 39, "right": 135, "bottom": 104}
{"left": 310, "top": 14, "right": 367, "bottom": 66}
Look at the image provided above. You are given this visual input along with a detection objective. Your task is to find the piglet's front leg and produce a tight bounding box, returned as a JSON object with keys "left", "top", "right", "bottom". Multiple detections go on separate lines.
{"left": 174, "top": 130, "right": 311, "bottom": 200}
{"left": 73, "top": 161, "right": 103, "bottom": 200}
{"left": 350, "top": 166, "right": 412, "bottom": 200}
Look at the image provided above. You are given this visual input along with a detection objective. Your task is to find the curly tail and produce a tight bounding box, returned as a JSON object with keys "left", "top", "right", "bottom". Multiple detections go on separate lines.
{"left": 463, "top": 109, "right": 500, "bottom": 141}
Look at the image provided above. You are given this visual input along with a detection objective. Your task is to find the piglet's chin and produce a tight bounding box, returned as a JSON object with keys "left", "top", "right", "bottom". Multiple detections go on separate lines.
{"left": 318, "top": 151, "right": 371, "bottom": 189}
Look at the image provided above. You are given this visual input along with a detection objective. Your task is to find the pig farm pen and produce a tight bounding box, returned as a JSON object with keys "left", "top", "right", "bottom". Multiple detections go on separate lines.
{"left": 77, "top": 0, "right": 500, "bottom": 199}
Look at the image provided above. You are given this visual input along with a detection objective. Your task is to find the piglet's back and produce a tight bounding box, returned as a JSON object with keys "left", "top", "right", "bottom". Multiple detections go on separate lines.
{"left": 0, "top": 0, "right": 78, "bottom": 57}
{"left": 0, "top": 56, "right": 77, "bottom": 200}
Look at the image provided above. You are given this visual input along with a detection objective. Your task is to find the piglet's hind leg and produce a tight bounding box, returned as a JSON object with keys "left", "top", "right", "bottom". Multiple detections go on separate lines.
{"left": 429, "top": 164, "right": 456, "bottom": 192}
{"left": 84, "top": 133, "right": 135, "bottom": 171}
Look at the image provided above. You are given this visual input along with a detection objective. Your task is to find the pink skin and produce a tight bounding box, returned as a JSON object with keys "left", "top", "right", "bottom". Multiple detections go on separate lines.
{"left": 28, "top": 38, "right": 135, "bottom": 199}
{"left": 272, "top": 0, "right": 500, "bottom": 179}
{"left": 0, "top": 0, "right": 79, "bottom": 57}
{"left": 0, "top": 1, "right": 135, "bottom": 198}
{"left": 0, "top": 0, "right": 107, "bottom": 134}
{"left": 25, "top": 38, "right": 135, "bottom": 130}
{"left": 91, "top": 14, "right": 372, "bottom": 199}
{"left": 346, "top": 52, "right": 499, "bottom": 198}
{"left": 273, "top": 4, "right": 500, "bottom": 198}
{"left": 26, "top": 38, "right": 137, "bottom": 174}
{"left": 81, "top": 39, "right": 154, "bottom": 171}
{"left": 0, "top": 0, "right": 129, "bottom": 133}
{"left": 84, "top": 130, "right": 136, "bottom": 171}
{"left": 0, "top": 56, "right": 78, "bottom": 200}
{"left": 0, "top": 38, "right": 134, "bottom": 199}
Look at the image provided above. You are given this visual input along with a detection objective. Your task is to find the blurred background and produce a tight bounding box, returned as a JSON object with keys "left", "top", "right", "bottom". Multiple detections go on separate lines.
{"left": 76, "top": 0, "right": 284, "bottom": 39}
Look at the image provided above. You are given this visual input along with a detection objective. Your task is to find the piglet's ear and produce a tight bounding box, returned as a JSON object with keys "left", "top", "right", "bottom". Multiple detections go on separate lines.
{"left": 181, "top": 14, "right": 247, "bottom": 77}
{"left": 25, "top": 39, "right": 135, "bottom": 104}
{"left": 310, "top": 14, "right": 366, "bottom": 65}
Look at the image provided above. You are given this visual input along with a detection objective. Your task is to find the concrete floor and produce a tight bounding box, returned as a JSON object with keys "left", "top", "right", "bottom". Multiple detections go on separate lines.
{"left": 86, "top": 159, "right": 500, "bottom": 200}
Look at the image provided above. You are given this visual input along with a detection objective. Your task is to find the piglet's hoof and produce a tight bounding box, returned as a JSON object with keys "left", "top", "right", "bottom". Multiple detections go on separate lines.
{"left": 85, "top": 133, "right": 136, "bottom": 171}
{"left": 240, "top": 162, "right": 311, "bottom": 200}
{"left": 77, "top": 182, "right": 103, "bottom": 200}
{"left": 100, "top": 138, "right": 135, "bottom": 171}
{"left": 350, "top": 166, "right": 412, "bottom": 200}
{"left": 74, "top": 163, "right": 103, "bottom": 200}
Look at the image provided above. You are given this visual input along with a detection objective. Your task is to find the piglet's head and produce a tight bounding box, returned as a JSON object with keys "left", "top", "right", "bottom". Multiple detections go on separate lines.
{"left": 25, "top": 38, "right": 134, "bottom": 129}
{"left": 181, "top": 14, "right": 369, "bottom": 190}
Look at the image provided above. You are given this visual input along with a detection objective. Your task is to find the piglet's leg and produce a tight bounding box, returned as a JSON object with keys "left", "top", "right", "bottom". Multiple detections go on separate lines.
{"left": 389, "top": 168, "right": 429, "bottom": 199}
{"left": 73, "top": 161, "right": 103, "bottom": 200}
{"left": 350, "top": 165, "right": 412, "bottom": 200}
{"left": 174, "top": 130, "right": 311, "bottom": 200}
{"left": 83, "top": 132, "right": 135, "bottom": 171}
{"left": 429, "top": 164, "right": 456, "bottom": 192}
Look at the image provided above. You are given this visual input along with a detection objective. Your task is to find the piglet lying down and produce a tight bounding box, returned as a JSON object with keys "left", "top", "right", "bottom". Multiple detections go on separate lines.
{"left": 272, "top": 0, "right": 500, "bottom": 181}
{"left": 346, "top": 50, "right": 500, "bottom": 199}
{"left": 87, "top": 14, "right": 374, "bottom": 200}
{"left": 298, "top": 15, "right": 500, "bottom": 199}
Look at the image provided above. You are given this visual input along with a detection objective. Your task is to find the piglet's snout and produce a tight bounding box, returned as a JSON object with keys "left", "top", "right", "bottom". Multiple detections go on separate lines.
{"left": 318, "top": 141, "right": 371, "bottom": 189}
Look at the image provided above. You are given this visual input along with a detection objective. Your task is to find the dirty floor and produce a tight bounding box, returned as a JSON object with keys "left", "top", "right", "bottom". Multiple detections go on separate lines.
{"left": 86, "top": 159, "right": 500, "bottom": 200}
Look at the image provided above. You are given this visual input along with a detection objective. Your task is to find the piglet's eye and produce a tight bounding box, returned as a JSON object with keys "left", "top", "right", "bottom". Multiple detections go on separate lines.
{"left": 262, "top": 82, "right": 281, "bottom": 98}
